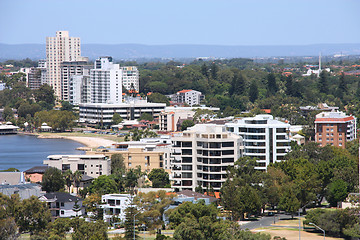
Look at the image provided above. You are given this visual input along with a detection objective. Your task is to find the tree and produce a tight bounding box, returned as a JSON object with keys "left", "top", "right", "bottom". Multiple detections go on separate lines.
{"left": 63, "top": 169, "right": 73, "bottom": 193}
{"left": 181, "top": 119, "right": 195, "bottom": 131}
{"left": 0, "top": 217, "right": 17, "bottom": 240}
{"left": 229, "top": 69, "right": 246, "bottom": 95}
{"left": 147, "top": 92, "right": 170, "bottom": 106}
{"left": 139, "top": 113, "right": 153, "bottom": 121}
{"left": 148, "top": 168, "right": 170, "bottom": 188}
{"left": 136, "top": 190, "right": 174, "bottom": 231}
{"left": 318, "top": 70, "right": 329, "bottom": 94}
{"left": 72, "top": 170, "right": 83, "bottom": 194}
{"left": 60, "top": 101, "right": 73, "bottom": 111}
{"left": 71, "top": 218, "right": 108, "bottom": 240}
{"left": 89, "top": 175, "right": 118, "bottom": 195}
{"left": 278, "top": 183, "right": 300, "bottom": 218}
{"left": 326, "top": 179, "right": 349, "bottom": 207}
{"left": 42, "top": 167, "right": 65, "bottom": 193}
{"left": 2, "top": 106, "right": 14, "bottom": 121}
{"left": 266, "top": 73, "right": 278, "bottom": 96}
{"left": 48, "top": 218, "right": 71, "bottom": 239}
{"left": 16, "top": 196, "right": 51, "bottom": 234}
{"left": 221, "top": 157, "right": 263, "bottom": 220}
{"left": 112, "top": 113, "right": 123, "bottom": 125}
{"left": 83, "top": 194, "right": 103, "bottom": 221}
{"left": 111, "top": 154, "right": 126, "bottom": 175}
{"left": 34, "top": 84, "right": 55, "bottom": 107}
{"left": 124, "top": 206, "right": 139, "bottom": 240}
{"left": 285, "top": 75, "right": 294, "bottom": 96}
{"left": 249, "top": 81, "right": 258, "bottom": 103}
{"left": 304, "top": 208, "right": 359, "bottom": 238}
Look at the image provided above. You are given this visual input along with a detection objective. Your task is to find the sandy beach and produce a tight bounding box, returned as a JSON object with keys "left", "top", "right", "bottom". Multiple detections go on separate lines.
{"left": 36, "top": 134, "right": 117, "bottom": 148}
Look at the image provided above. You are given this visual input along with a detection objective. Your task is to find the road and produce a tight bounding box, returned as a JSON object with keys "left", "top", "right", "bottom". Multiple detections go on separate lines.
{"left": 240, "top": 214, "right": 293, "bottom": 230}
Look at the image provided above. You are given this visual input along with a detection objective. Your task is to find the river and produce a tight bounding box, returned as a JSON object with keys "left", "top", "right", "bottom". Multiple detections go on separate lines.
{"left": 0, "top": 134, "right": 85, "bottom": 171}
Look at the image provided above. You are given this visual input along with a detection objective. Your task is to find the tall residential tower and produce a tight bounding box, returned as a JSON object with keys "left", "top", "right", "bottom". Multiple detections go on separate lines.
{"left": 46, "top": 31, "right": 81, "bottom": 99}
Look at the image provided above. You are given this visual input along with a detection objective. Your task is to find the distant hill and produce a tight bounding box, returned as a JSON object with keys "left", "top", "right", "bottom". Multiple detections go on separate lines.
{"left": 1, "top": 43, "right": 360, "bottom": 61}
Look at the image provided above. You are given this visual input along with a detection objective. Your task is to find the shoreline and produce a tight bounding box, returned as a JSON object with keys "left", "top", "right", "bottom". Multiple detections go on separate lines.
{"left": 19, "top": 132, "right": 117, "bottom": 148}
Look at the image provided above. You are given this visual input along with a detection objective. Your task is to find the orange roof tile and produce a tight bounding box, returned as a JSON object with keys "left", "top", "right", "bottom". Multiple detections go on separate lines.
{"left": 178, "top": 89, "right": 192, "bottom": 93}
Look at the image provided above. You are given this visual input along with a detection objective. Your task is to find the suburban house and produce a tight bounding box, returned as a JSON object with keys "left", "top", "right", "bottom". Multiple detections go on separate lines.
{"left": 100, "top": 194, "right": 132, "bottom": 223}
{"left": 39, "top": 192, "right": 85, "bottom": 219}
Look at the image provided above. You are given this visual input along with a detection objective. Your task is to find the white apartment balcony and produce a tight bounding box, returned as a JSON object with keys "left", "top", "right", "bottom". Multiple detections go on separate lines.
{"left": 244, "top": 152, "right": 266, "bottom": 156}
{"left": 172, "top": 149, "right": 181, "bottom": 154}
{"left": 244, "top": 145, "right": 266, "bottom": 149}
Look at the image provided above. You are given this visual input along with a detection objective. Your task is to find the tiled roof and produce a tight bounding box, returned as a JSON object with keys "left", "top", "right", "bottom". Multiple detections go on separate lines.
{"left": 177, "top": 89, "right": 192, "bottom": 93}
{"left": 177, "top": 190, "right": 218, "bottom": 203}
{"left": 24, "top": 166, "right": 50, "bottom": 174}
{"left": 43, "top": 192, "right": 82, "bottom": 202}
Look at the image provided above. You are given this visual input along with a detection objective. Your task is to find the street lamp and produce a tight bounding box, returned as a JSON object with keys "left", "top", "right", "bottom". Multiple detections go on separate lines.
{"left": 299, "top": 201, "right": 315, "bottom": 240}
{"left": 309, "top": 222, "right": 325, "bottom": 240}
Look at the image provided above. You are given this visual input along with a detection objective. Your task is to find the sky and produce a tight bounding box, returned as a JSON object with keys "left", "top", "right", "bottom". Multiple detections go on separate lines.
{"left": 0, "top": 0, "right": 359, "bottom": 46}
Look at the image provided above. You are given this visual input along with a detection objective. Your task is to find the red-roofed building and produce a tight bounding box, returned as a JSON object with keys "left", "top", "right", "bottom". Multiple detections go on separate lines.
{"left": 169, "top": 89, "right": 204, "bottom": 106}
{"left": 315, "top": 111, "right": 356, "bottom": 148}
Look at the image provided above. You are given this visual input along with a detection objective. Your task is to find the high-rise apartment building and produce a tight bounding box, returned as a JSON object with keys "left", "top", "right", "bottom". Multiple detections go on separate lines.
{"left": 38, "top": 59, "right": 47, "bottom": 86}
{"left": 91, "top": 57, "right": 123, "bottom": 104}
{"left": 61, "top": 60, "right": 90, "bottom": 101}
{"left": 46, "top": 31, "right": 81, "bottom": 99}
{"left": 27, "top": 68, "right": 42, "bottom": 90}
{"left": 171, "top": 124, "right": 243, "bottom": 192}
{"left": 315, "top": 111, "right": 356, "bottom": 148}
{"left": 69, "top": 74, "right": 91, "bottom": 105}
{"left": 121, "top": 66, "right": 139, "bottom": 91}
{"left": 225, "top": 114, "right": 291, "bottom": 170}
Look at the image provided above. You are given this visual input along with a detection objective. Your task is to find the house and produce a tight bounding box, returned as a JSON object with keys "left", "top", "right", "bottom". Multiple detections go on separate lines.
{"left": 24, "top": 165, "right": 50, "bottom": 183}
{"left": 39, "top": 192, "right": 85, "bottom": 219}
{"left": 176, "top": 190, "right": 218, "bottom": 205}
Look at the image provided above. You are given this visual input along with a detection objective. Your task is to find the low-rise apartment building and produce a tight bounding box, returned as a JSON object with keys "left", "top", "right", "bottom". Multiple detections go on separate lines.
{"left": 43, "top": 154, "right": 110, "bottom": 178}
{"left": 169, "top": 89, "right": 204, "bottom": 107}
{"left": 79, "top": 98, "right": 166, "bottom": 126}
{"left": 315, "top": 111, "right": 356, "bottom": 148}
{"left": 88, "top": 142, "right": 165, "bottom": 173}
{"left": 171, "top": 124, "right": 243, "bottom": 192}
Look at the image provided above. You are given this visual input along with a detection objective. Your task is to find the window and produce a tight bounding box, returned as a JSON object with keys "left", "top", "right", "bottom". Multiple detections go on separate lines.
{"left": 319, "top": 138, "right": 322, "bottom": 141}
{"left": 78, "top": 164, "right": 85, "bottom": 171}
{"left": 128, "top": 163, "right": 132, "bottom": 167}
{"left": 128, "top": 156, "right": 132, "bottom": 161}
{"left": 61, "top": 210, "right": 64, "bottom": 215}
{"left": 61, "top": 202, "right": 64, "bottom": 207}
{"left": 339, "top": 143, "right": 342, "bottom": 146}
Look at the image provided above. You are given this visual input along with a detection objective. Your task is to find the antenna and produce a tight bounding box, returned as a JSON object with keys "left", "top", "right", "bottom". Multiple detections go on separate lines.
{"left": 318, "top": 52, "right": 322, "bottom": 77}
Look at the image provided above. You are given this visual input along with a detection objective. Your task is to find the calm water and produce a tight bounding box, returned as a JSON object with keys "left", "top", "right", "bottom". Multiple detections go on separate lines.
{"left": 0, "top": 134, "right": 85, "bottom": 171}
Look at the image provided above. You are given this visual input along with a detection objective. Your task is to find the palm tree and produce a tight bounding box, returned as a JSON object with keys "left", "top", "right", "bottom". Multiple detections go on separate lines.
{"left": 72, "top": 170, "right": 83, "bottom": 194}
{"left": 63, "top": 169, "right": 73, "bottom": 193}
